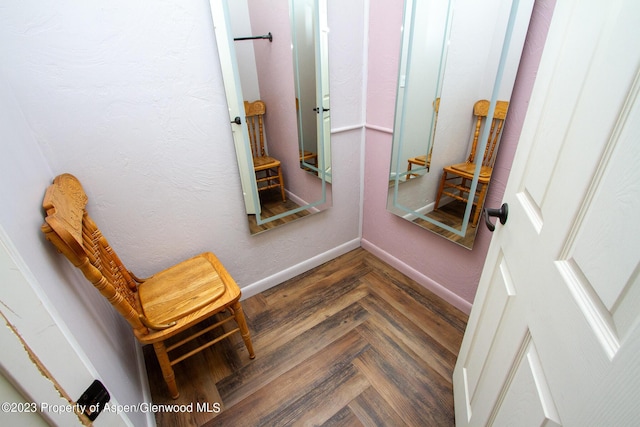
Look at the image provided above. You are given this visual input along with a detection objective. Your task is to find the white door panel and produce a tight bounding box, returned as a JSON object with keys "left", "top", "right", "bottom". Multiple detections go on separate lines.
{"left": 454, "top": 0, "right": 640, "bottom": 425}
{"left": 491, "top": 334, "right": 561, "bottom": 427}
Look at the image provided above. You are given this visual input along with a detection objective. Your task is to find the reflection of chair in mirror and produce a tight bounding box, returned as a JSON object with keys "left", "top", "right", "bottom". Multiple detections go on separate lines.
{"left": 406, "top": 154, "right": 429, "bottom": 179}
{"left": 244, "top": 100, "right": 286, "bottom": 202}
{"left": 434, "top": 99, "right": 509, "bottom": 227}
{"left": 300, "top": 150, "right": 318, "bottom": 172}
{"left": 407, "top": 98, "right": 440, "bottom": 180}
{"left": 41, "top": 174, "right": 255, "bottom": 399}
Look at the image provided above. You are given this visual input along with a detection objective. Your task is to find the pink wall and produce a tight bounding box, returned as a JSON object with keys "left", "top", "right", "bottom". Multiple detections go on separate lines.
{"left": 362, "top": 0, "right": 556, "bottom": 313}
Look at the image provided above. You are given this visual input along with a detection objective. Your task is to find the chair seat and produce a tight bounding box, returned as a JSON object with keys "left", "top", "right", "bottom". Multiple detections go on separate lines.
{"left": 408, "top": 154, "right": 432, "bottom": 167}
{"left": 447, "top": 163, "right": 492, "bottom": 180}
{"left": 300, "top": 150, "right": 317, "bottom": 161}
{"left": 252, "top": 155, "right": 281, "bottom": 171}
{"left": 411, "top": 154, "right": 427, "bottom": 165}
{"left": 138, "top": 253, "right": 228, "bottom": 325}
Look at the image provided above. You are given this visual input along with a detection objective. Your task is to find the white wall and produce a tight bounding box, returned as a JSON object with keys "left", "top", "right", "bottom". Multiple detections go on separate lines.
{"left": 0, "top": 0, "right": 365, "bottom": 423}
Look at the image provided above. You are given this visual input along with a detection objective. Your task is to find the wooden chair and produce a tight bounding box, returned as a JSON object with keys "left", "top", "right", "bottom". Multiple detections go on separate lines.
{"left": 406, "top": 98, "right": 440, "bottom": 180}
{"left": 406, "top": 154, "right": 430, "bottom": 179}
{"left": 41, "top": 173, "right": 255, "bottom": 399}
{"left": 244, "top": 100, "right": 286, "bottom": 201}
{"left": 434, "top": 99, "right": 509, "bottom": 227}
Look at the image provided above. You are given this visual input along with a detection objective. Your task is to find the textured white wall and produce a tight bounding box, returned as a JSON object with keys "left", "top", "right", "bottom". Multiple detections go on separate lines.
{"left": 1, "top": 0, "right": 364, "bottom": 286}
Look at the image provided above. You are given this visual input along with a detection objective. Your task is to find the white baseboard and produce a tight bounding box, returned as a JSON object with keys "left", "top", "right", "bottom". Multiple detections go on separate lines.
{"left": 360, "top": 238, "right": 472, "bottom": 315}
{"left": 239, "top": 238, "right": 361, "bottom": 300}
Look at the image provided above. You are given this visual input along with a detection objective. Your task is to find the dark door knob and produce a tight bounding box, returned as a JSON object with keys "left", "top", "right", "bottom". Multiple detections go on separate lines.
{"left": 483, "top": 203, "right": 508, "bottom": 232}
{"left": 231, "top": 116, "right": 241, "bottom": 125}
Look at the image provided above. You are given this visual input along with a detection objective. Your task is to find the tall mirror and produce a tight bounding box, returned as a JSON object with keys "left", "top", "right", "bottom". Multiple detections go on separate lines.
{"left": 387, "top": 0, "right": 534, "bottom": 249}
{"left": 291, "top": 0, "right": 332, "bottom": 181}
{"left": 211, "top": 0, "right": 331, "bottom": 235}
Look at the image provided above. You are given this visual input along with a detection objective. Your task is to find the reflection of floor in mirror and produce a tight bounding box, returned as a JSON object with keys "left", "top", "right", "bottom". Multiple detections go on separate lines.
{"left": 247, "top": 188, "right": 311, "bottom": 234}
{"left": 414, "top": 200, "right": 478, "bottom": 248}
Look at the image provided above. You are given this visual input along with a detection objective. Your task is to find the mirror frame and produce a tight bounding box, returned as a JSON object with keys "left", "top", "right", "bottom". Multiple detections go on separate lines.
{"left": 387, "top": 0, "right": 533, "bottom": 248}
{"left": 210, "top": 0, "right": 331, "bottom": 232}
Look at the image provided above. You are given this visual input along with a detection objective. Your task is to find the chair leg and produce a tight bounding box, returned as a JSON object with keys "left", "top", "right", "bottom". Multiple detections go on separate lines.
{"left": 472, "top": 182, "right": 489, "bottom": 227}
{"left": 460, "top": 178, "right": 468, "bottom": 199}
{"left": 153, "top": 341, "right": 180, "bottom": 399}
{"left": 277, "top": 166, "right": 286, "bottom": 202}
{"left": 232, "top": 301, "right": 255, "bottom": 359}
{"left": 434, "top": 171, "right": 447, "bottom": 209}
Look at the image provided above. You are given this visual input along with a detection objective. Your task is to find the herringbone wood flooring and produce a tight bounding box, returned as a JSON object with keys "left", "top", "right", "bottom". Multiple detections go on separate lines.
{"left": 144, "top": 248, "right": 468, "bottom": 426}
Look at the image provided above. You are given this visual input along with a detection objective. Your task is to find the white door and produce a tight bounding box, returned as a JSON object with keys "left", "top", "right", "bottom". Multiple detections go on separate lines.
{"left": 453, "top": 0, "right": 640, "bottom": 425}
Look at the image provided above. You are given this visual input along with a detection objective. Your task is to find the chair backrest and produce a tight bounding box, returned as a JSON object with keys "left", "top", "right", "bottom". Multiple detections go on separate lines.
{"left": 41, "top": 173, "right": 147, "bottom": 336}
{"left": 467, "top": 99, "right": 509, "bottom": 167}
{"left": 429, "top": 97, "right": 441, "bottom": 158}
{"left": 244, "top": 100, "right": 267, "bottom": 158}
